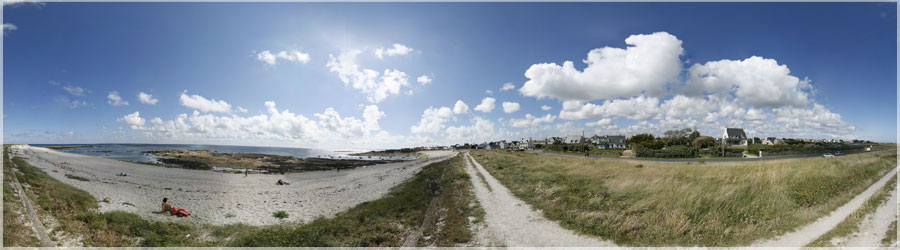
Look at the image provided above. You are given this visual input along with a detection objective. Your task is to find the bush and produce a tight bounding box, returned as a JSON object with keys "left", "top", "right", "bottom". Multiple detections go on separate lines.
{"left": 635, "top": 145, "right": 697, "bottom": 158}
{"left": 272, "top": 211, "right": 288, "bottom": 219}
{"left": 65, "top": 174, "right": 90, "bottom": 181}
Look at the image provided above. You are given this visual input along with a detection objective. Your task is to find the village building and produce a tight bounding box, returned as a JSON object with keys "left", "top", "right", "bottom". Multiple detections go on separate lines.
{"left": 723, "top": 128, "right": 748, "bottom": 146}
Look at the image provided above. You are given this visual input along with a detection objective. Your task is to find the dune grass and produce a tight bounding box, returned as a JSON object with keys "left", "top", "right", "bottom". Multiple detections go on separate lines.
{"left": 3, "top": 146, "right": 42, "bottom": 246}
{"left": 224, "top": 154, "right": 480, "bottom": 247}
{"left": 470, "top": 149, "right": 896, "bottom": 246}
{"left": 64, "top": 174, "right": 90, "bottom": 182}
{"left": 883, "top": 219, "right": 897, "bottom": 246}
{"left": 808, "top": 175, "right": 897, "bottom": 246}
{"left": 3, "top": 146, "right": 204, "bottom": 247}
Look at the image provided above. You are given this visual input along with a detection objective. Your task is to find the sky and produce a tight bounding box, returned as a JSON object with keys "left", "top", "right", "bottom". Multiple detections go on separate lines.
{"left": 2, "top": 2, "right": 897, "bottom": 150}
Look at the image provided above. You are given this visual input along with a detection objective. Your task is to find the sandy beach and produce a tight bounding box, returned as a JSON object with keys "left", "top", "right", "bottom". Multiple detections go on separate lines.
{"left": 10, "top": 145, "right": 455, "bottom": 226}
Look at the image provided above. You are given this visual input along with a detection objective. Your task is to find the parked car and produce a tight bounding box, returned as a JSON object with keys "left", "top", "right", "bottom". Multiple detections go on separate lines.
{"left": 834, "top": 151, "right": 844, "bottom": 156}
{"left": 823, "top": 153, "right": 835, "bottom": 158}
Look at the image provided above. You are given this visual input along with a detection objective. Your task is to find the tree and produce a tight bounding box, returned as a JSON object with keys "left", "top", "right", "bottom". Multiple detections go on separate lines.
{"left": 693, "top": 136, "right": 715, "bottom": 149}
{"left": 663, "top": 128, "right": 693, "bottom": 146}
{"left": 688, "top": 130, "right": 700, "bottom": 144}
{"left": 629, "top": 133, "right": 655, "bottom": 147}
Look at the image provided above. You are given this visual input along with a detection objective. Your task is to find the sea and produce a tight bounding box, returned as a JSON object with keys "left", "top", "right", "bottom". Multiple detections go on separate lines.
{"left": 29, "top": 144, "right": 415, "bottom": 164}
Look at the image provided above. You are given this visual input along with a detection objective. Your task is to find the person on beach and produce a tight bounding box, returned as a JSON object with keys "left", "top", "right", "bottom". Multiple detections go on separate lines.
{"left": 162, "top": 198, "right": 172, "bottom": 213}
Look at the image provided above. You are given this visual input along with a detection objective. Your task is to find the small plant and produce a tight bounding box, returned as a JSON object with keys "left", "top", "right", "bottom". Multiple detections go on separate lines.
{"left": 272, "top": 210, "right": 288, "bottom": 219}
{"left": 225, "top": 213, "right": 236, "bottom": 218}
{"left": 699, "top": 160, "right": 706, "bottom": 164}
{"left": 122, "top": 202, "right": 134, "bottom": 206}
{"left": 65, "top": 174, "right": 90, "bottom": 182}
{"left": 101, "top": 198, "right": 110, "bottom": 203}
{"left": 634, "top": 164, "right": 644, "bottom": 168}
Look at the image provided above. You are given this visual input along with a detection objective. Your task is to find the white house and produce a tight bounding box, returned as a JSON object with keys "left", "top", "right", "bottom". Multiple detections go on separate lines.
{"left": 723, "top": 128, "right": 748, "bottom": 146}
{"left": 565, "top": 135, "right": 584, "bottom": 144}
{"left": 762, "top": 137, "right": 782, "bottom": 145}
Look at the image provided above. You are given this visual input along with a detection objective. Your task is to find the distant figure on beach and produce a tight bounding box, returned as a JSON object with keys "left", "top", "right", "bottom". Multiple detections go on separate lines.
{"left": 276, "top": 179, "right": 290, "bottom": 185}
{"left": 161, "top": 198, "right": 172, "bottom": 213}
{"left": 244, "top": 169, "right": 248, "bottom": 177}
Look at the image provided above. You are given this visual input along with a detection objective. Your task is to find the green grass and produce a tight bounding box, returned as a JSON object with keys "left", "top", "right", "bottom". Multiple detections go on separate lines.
{"left": 225, "top": 154, "right": 479, "bottom": 247}
{"left": 883, "top": 219, "right": 897, "bottom": 247}
{"left": 3, "top": 146, "right": 42, "bottom": 246}
{"left": 466, "top": 156, "right": 491, "bottom": 192}
{"left": 65, "top": 174, "right": 90, "bottom": 182}
{"left": 470, "top": 149, "right": 896, "bottom": 246}
{"left": 272, "top": 211, "right": 288, "bottom": 219}
{"left": 808, "top": 175, "right": 897, "bottom": 246}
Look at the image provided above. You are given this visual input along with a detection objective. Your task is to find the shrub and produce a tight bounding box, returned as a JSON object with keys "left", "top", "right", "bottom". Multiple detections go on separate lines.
{"left": 272, "top": 211, "right": 288, "bottom": 219}
{"left": 635, "top": 145, "right": 697, "bottom": 158}
{"left": 65, "top": 174, "right": 90, "bottom": 181}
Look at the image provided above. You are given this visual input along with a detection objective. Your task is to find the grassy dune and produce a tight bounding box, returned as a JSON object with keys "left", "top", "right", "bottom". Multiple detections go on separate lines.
{"left": 470, "top": 149, "right": 896, "bottom": 246}
{"left": 4, "top": 145, "right": 479, "bottom": 247}
{"left": 3, "top": 146, "right": 42, "bottom": 246}
{"left": 223, "top": 154, "right": 481, "bottom": 247}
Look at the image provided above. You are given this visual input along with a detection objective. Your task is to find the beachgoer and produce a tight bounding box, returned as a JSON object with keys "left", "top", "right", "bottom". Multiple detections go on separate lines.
{"left": 161, "top": 198, "right": 172, "bottom": 213}
{"left": 276, "top": 179, "right": 283, "bottom": 185}
{"left": 244, "top": 169, "right": 248, "bottom": 177}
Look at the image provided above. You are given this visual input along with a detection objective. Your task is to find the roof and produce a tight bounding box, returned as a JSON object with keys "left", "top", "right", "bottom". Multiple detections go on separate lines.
{"left": 607, "top": 135, "right": 626, "bottom": 143}
{"left": 726, "top": 128, "right": 746, "bottom": 138}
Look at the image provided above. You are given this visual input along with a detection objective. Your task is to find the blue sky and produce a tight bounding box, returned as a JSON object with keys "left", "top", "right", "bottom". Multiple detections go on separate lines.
{"left": 3, "top": 2, "right": 897, "bottom": 149}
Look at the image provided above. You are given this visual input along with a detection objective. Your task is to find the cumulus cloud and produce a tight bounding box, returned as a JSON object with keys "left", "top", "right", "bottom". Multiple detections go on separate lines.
{"left": 509, "top": 114, "right": 556, "bottom": 128}
{"left": 179, "top": 91, "right": 232, "bottom": 113}
{"left": 502, "top": 102, "right": 520, "bottom": 113}
{"left": 453, "top": 100, "right": 469, "bottom": 114}
{"left": 585, "top": 118, "right": 612, "bottom": 127}
{"left": 62, "top": 85, "right": 86, "bottom": 96}
{"left": 541, "top": 105, "right": 552, "bottom": 111}
{"left": 138, "top": 92, "right": 159, "bottom": 105}
{"left": 107, "top": 91, "right": 129, "bottom": 106}
{"left": 684, "top": 56, "right": 811, "bottom": 108}
{"left": 519, "top": 32, "right": 684, "bottom": 101}
{"left": 417, "top": 75, "right": 433, "bottom": 85}
{"left": 375, "top": 43, "right": 414, "bottom": 59}
{"left": 500, "top": 82, "right": 516, "bottom": 91}
{"left": 485, "top": 90, "right": 493, "bottom": 94}
{"left": 117, "top": 111, "right": 146, "bottom": 129}
{"left": 327, "top": 50, "right": 410, "bottom": 103}
{"left": 117, "top": 102, "right": 394, "bottom": 148}
{"left": 444, "top": 117, "right": 497, "bottom": 144}
{"left": 560, "top": 95, "right": 661, "bottom": 120}
{"left": 410, "top": 106, "right": 455, "bottom": 134}
{"left": 474, "top": 97, "right": 496, "bottom": 113}
{"left": 257, "top": 50, "right": 311, "bottom": 65}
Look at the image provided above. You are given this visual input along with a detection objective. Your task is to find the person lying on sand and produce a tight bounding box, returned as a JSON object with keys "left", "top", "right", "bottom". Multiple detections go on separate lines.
{"left": 276, "top": 179, "right": 290, "bottom": 185}
{"left": 162, "top": 198, "right": 172, "bottom": 213}
{"left": 161, "top": 198, "right": 191, "bottom": 217}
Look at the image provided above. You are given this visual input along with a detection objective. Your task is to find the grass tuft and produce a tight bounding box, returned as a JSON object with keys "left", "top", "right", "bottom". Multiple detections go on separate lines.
{"left": 65, "top": 174, "right": 90, "bottom": 182}
{"left": 272, "top": 211, "right": 288, "bottom": 219}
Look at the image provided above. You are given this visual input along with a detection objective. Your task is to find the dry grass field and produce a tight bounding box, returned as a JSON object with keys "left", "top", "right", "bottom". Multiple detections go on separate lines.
{"left": 470, "top": 149, "right": 897, "bottom": 246}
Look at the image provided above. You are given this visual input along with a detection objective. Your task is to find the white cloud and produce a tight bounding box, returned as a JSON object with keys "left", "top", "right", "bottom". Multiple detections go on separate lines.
{"left": 509, "top": 114, "right": 556, "bottom": 128}
{"left": 107, "top": 91, "right": 129, "bottom": 106}
{"left": 117, "top": 102, "right": 396, "bottom": 148}
{"left": 485, "top": 90, "right": 493, "bottom": 94}
{"left": 62, "top": 85, "right": 86, "bottom": 96}
{"left": 560, "top": 95, "right": 661, "bottom": 120}
{"left": 500, "top": 82, "right": 516, "bottom": 91}
{"left": 519, "top": 32, "right": 684, "bottom": 101}
{"left": 453, "top": 100, "right": 469, "bottom": 114}
{"left": 444, "top": 117, "right": 497, "bottom": 144}
{"left": 117, "top": 111, "right": 146, "bottom": 129}
{"left": 3, "top": 23, "right": 17, "bottom": 35}
{"left": 474, "top": 97, "right": 496, "bottom": 113}
{"left": 138, "top": 92, "right": 159, "bottom": 105}
{"left": 257, "top": 50, "right": 311, "bottom": 65}
{"left": 502, "top": 102, "right": 520, "bottom": 113}
{"left": 410, "top": 106, "right": 455, "bottom": 134}
{"left": 585, "top": 118, "right": 612, "bottom": 127}
{"left": 327, "top": 50, "right": 410, "bottom": 103}
{"left": 67, "top": 100, "right": 88, "bottom": 108}
{"left": 417, "top": 75, "right": 433, "bottom": 85}
{"left": 541, "top": 105, "right": 552, "bottom": 111}
{"left": 179, "top": 91, "right": 232, "bottom": 113}
{"left": 375, "top": 43, "right": 414, "bottom": 59}
{"left": 684, "top": 56, "right": 810, "bottom": 108}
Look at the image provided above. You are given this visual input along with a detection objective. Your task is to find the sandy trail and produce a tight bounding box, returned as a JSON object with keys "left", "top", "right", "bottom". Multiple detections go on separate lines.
{"left": 463, "top": 152, "right": 616, "bottom": 247}
{"left": 11, "top": 145, "right": 455, "bottom": 226}
{"left": 832, "top": 188, "right": 897, "bottom": 247}
{"left": 754, "top": 167, "right": 898, "bottom": 247}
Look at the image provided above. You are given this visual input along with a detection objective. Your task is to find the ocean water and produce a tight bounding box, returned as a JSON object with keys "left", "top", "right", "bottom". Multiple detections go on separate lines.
{"left": 30, "top": 144, "right": 414, "bottom": 163}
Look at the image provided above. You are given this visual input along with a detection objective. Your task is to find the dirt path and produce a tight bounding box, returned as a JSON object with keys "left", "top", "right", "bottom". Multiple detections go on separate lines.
{"left": 754, "top": 168, "right": 898, "bottom": 247}
{"left": 463, "top": 152, "right": 617, "bottom": 247}
{"left": 833, "top": 188, "right": 897, "bottom": 247}
{"left": 7, "top": 152, "right": 55, "bottom": 247}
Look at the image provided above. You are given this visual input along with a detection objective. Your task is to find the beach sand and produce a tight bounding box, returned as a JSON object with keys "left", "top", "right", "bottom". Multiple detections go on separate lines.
{"left": 11, "top": 145, "right": 455, "bottom": 226}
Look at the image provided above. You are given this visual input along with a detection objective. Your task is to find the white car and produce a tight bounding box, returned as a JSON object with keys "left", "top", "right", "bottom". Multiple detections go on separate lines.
{"left": 823, "top": 153, "right": 835, "bottom": 158}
